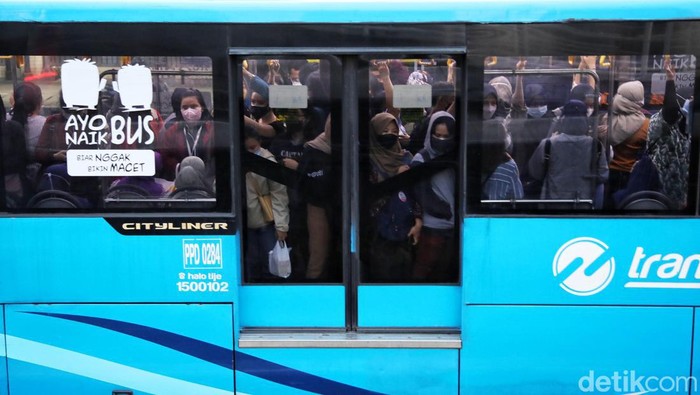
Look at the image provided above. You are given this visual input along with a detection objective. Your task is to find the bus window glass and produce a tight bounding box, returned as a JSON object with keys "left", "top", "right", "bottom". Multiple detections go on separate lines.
{"left": 479, "top": 55, "right": 695, "bottom": 212}
{"left": 241, "top": 58, "right": 342, "bottom": 283}
{"left": 360, "top": 57, "right": 460, "bottom": 283}
{"left": 0, "top": 55, "right": 216, "bottom": 210}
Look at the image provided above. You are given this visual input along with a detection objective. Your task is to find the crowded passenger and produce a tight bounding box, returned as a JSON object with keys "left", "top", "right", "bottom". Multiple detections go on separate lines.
{"left": 411, "top": 111, "right": 457, "bottom": 282}
{"left": 243, "top": 66, "right": 287, "bottom": 148}
{"left": 366, "top": 112, "right": 423, "bottom": 282}
{"left": 528, "top": 99, "right": 608, "bottom": 208}
{"left": 244, "top": 125, "right": 290, "bottom": 281}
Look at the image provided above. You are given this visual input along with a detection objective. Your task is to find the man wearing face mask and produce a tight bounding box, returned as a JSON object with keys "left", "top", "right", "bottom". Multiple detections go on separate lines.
{"left": 410, "top": 111, "right": 457, "bottom": 282}
{"left": 509, "top": 59, "right": 556, "bottom": 197}
{"left": 156, "top": 88, "right": 215, "bottom": 181}
{"left": 243, "top": 66, "right": 287, "bottom": 149}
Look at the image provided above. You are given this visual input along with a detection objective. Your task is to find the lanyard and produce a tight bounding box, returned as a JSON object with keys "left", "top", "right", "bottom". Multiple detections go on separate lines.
{"left": 184, "top": 125, "right": 203, "bottom": 157}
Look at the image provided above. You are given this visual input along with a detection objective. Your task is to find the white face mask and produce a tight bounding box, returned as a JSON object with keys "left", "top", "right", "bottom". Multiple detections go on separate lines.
{"left": 182, "top": 107, "right": 202, "bottom": 124}
{"left": 483, "top": 104, "right": 497, "bottom": 119}
{"left": 526, "top": 105, "right": 547, "bottom": 118}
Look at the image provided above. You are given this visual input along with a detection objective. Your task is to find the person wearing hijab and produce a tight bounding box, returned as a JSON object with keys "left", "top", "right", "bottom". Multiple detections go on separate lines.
{"left": 604, "top": 80, "right": 649, "bottom": 207}
{"left": 243, "top": 66, "right": 286, "bottom": 148}
{"left": 366, "top": 113, "right": 423, "bottom": 282}
{"left": 529, "top": 100, "right": 608, "bottom": 207}
{"left": 410, "top": 111, "right": 457, "bottom": 282}
{"left": 297, "top": 116, "right": 333, "bottom": 280}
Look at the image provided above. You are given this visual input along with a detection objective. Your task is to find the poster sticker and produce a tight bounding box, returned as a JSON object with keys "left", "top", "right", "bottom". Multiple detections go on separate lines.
{"left": 67, "top": 149, "right": 156, "bottom": 176}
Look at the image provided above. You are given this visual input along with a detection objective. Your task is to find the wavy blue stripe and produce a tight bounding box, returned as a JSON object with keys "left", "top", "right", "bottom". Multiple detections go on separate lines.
{"left": 26, "top": 312, "right": 384, "bottom": 395}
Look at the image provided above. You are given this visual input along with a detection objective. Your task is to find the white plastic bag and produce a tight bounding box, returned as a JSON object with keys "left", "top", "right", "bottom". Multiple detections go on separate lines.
{"left": 268, "top": 240, "right": 292, "bottom": 278}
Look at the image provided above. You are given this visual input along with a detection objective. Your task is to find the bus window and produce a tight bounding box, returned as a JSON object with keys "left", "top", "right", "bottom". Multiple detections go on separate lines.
{"left": 478, "top": 54, "right": 695, "bottom": 212}
{"left": 241, "top": 57, "right": 342, "bottom": 283}
{"left": 0, "top": 55, "right": 218, "bottom": 210}
{"left": 360, "top": 57, "right": 460, "bottom": 283}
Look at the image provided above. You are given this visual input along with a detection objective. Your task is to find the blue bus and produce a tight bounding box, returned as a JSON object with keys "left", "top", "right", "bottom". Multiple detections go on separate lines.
{"left": 0, "top": 1, "right": 699, "bottom": 394}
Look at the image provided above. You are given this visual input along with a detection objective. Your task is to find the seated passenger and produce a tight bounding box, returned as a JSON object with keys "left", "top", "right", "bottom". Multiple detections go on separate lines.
{"left": 0, "top": 94, "right": 30, "bottom": 207}
{"left": 9, "top": 82, "right": 45, "bottom": 164}
{"left": 111, "top": 152, "right": 168, "bottom": 197}
{"left": 528, "top": 100, "right": 608, "bottom": 208}
{"left": 366, "top": 113, "right": 423, "bottom": 282}
{"left": 156, "top": 88, "right": 214, "bottom": 180}
{"left": 170, "top": 155, "right": 212, "bottom": 196}
{"left": 481, "top": 120, "right": 524, "bottom": 201}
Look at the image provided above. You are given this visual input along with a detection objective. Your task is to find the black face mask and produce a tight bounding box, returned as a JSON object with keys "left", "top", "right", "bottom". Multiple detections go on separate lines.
{"left": 376, "top": 133, "right": 399, "bottom": 149}
{"left": 250, "top": 105, "right": 270, "bottom": 120}
{"left": 431, "top": 135, "right": 455, "bottom": 155}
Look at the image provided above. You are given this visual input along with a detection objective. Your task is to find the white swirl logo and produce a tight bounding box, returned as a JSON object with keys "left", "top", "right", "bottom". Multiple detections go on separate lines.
{"left": 553, "top": 237, "right": 615, "bottom": 296}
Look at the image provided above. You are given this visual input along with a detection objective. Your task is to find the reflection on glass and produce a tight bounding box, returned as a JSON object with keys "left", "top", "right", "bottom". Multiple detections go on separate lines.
{"left": 0, "top": 55, "right": 215, "bottom": 209}
{"left": 241, "top": 58, "right": 339, "bottom": 283}
{"left": 481, "top": 55, "right": 695, "bottom": 211}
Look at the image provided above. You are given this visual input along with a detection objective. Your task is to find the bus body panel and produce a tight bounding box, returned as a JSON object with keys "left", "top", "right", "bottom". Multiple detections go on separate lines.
{"left": 0, "top": 309, "right": 7, "bottom": 395}
{"left": 464, "top": 217, "right": 700, "bottom": 305}
{"left": 694, "top": 308, "right": 700, "bottom": 395}
{"left": 0, "top": 218, "right": 237, "bottom": 303}
{"left": 239, "top": 285, "right": 345, "bottom": 327}
{"left": 461, "top": 305, "right": 693, "bottom": 394}
{"left": 358, "top": 285, "right": 460, "bottom": 327}
{"left": 4, "top": 304, "right": 234, "bottom": 394}
{"left": 235, "top": 347, "right": 458, "bottom": 395}
{"left": 2, "top": 0, "right": 700, "bottom": 23}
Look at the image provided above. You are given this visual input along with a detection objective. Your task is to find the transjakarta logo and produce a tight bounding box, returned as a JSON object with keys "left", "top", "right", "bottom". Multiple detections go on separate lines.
{"left": 553, "top": 237, "right": 615, "bottom": 296}
{"left": 554, "top": 237, "right": 700, "bottom": 296}
{"left": 578, "top": 370, "right": 697, "bottom": 394}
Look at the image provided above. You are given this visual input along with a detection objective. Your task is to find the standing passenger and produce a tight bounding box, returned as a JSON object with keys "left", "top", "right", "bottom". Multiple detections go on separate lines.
{"left": 367, "top": 113, "right": 423, "bottom": 282}
{"left": 604, "top": 81, "right": 649, "bottom": 207}
{"left": 529, "top": 100, "right": 608, "bottom": 208}
{"left": 411, "top": 111, "right": 457, "bottom": 282}
{"left": 297, "top": 116, "right": 333, "bottom": 280}
{"left": 244, "top": 126, "right": 289, "bottom": 281}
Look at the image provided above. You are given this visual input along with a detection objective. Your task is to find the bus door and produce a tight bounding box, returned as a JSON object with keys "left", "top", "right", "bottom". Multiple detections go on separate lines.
{"left": 234, "top": 55, "right": 347, "bottom": 329}
{"left": 233, "top": 52, "right": 464, "bottom": 329}
{"left": 232, "top": 50, "right": 462, "bottom": 394}
{"left": 357, "top": 55, "right": 463, "bottom": 329}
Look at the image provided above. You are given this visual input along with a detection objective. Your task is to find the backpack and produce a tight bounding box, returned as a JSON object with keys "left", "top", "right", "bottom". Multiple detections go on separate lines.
{"left": 375, "top": 190, "right": 415, "bottom": 242}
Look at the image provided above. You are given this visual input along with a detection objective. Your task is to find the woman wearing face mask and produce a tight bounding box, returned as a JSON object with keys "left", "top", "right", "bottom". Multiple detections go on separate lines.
{"left": 410, "top": 111, "right": 457, "bottom": 282}
{"left": 366, "top": 113, "right": 423, "bottom": 282}
{"left": 156, "top": 88, "right": 214, "bottom": 181}
{"left": 243, "top": 66, "right": 287, "bottom": 149}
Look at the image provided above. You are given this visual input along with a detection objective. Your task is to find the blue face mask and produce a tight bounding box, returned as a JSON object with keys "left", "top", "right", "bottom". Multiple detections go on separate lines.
{"left": 526, "top": 105, "right": 547, "bottom": 118}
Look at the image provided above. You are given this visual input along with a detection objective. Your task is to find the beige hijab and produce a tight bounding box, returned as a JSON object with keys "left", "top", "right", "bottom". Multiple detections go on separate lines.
{"left": 610, "top": 80, "right": 646, "bottom": 145}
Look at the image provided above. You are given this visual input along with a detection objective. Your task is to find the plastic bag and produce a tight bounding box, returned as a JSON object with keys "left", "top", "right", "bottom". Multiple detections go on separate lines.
{"left": 268, "top": 240, "right": 292, "bottom": 278}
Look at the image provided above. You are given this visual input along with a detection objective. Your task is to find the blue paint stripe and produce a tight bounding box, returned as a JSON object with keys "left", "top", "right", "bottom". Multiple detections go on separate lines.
{"left": 26, "top": 312, "right": 384, "bottom": 395}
